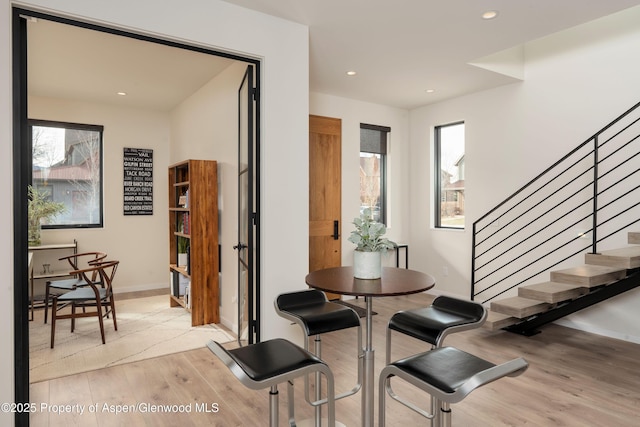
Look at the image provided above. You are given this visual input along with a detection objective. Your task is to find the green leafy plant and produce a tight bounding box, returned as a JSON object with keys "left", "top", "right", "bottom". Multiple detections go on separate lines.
{"left": 178, "top": 236, "right": 189, "bottom": 254}
{"left": 348, "top": 207, "right": 396, "bottom": 252}
{"left": 28, "top": 185, "right": 66, "bottom": 246}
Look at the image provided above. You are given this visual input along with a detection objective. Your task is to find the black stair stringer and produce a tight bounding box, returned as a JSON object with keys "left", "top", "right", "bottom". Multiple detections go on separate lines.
{"left": 504, "top": 268, "right": 640, "bottom": 336}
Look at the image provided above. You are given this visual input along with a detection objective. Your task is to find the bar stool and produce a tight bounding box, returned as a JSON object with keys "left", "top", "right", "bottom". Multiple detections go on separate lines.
{"left": 386, "top": 295, "right": 487, "bottom": 424}
{"left": 275, "top": 290, "right": 363, "bottom": 424}
{"left": 379, "top": 346, "right": 528, "bottom": 427}
{"left": 207, "top": 339, "right": 336, "bottom": 427}
{"left": 386, "top": 295, "right": 487, "bottom": 363}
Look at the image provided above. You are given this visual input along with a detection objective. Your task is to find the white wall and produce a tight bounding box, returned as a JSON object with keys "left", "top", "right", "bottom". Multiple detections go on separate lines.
{"left": 29, "top": 96, "right": 170, "bottom": 293}
{"left": 170, "top": 61, "right": 245, "bottom": 332}
{"left": 409, "top": 6, "right": 640, "bottom": 342}
{"left": 310, "top": 93, "right": 410, "bottom": 267}
{"left": 3, "top": 1, "right": 309, "bottom": 424}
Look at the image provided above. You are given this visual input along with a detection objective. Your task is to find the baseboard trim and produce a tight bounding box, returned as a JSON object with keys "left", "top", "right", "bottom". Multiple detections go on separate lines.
{"left": 113, "top": 283, "right": 168, "bottom": 298}
{"left": 554, "top": 318, "right": 640, "bottom": 344}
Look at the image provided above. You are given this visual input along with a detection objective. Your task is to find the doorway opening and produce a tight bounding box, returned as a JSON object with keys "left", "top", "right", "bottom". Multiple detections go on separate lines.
{"left": 12, "top": 7, "right": 261, "bottom": 421}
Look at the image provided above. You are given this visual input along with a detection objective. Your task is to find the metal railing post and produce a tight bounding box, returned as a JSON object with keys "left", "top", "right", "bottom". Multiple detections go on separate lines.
{"left": 471, "top": 222, "right": 476, "bottom": 300}
{"left": 592, "top": 136, "right": 599, "bottom": 254}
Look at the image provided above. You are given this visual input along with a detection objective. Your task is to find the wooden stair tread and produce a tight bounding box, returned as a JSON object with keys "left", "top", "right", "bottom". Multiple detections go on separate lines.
{"left": 585, "top": 246, "right": 640, "bottom": 269}
{"left": 550, "top": 264, "right": 626, "bottom": 288}
{"left": 519, "top": 281, "right": 587, "bottom": 304}
{"left": 484, "top": 310, "right": 519, "bottom": 330}
{"left": 490, "top": 296, "right": 551, "bottom": 318}
{"left": 481, "top": 231, "right": 638, "bottom": 333}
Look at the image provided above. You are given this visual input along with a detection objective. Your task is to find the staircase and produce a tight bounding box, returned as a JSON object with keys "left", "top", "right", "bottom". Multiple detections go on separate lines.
{"left": 486, "top": 231, "right": 640, "bottom": 334}
{"left": 471, "top": 101, "right": 640, "bottom": 335}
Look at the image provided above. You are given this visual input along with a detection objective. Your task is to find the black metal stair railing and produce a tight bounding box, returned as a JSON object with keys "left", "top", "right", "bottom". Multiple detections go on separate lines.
{"left": 472, "top": 101, "right": 640, "bottom": 303}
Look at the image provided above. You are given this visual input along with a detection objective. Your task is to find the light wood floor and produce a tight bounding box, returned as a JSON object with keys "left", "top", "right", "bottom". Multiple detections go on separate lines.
{"left": 29, "top": 293, "right": 640, "bottom": 426}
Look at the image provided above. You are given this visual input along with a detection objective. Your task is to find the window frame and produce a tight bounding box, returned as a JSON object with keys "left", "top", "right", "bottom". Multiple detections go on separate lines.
{"left": 434, "top": 121, "right": 465, "bottom": 229}
{"left": 30, "top": 119, "right": 105, "bottom": 229}
{"left": 359, "top": 123, "right": 390, "bottom": 225}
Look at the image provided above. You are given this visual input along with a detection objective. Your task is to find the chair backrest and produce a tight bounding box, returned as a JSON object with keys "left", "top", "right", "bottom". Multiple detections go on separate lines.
{"left": 60, "top": 251, "right": 108, "bottom": 281}
{"left": 96, "top": 260, "right": 119, "bottom": 293}
{"left": 59, "top": 251, "right": 108, "bottom": 269}
{"left": 72, "top": 260, "right": 119, "bottom": 296}
{"left": 275, "top": 289, "right": 328, "bottom": 312}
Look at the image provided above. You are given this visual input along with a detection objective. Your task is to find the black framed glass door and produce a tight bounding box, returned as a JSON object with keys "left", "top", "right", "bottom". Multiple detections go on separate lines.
{"left": 236, "top": 64, "right": 259, "bottom": 345}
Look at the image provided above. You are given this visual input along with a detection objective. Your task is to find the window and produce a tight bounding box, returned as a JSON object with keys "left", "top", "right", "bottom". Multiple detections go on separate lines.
{"left": 360, "top": 123, "right": 390, "bottom": 224}
{"left": 30, "top": 120, "right": 104, "bottom": 228}
{"left": 435, "top": 122, "right": 465, "bottom": 228}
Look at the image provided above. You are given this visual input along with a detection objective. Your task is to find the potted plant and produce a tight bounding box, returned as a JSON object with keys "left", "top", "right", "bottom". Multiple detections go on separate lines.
{"left": 28, "top": 185, "right": 66, "bottom": 246}
{"left": 348, "top": 207, "right": 396, "bottom": 279}
{"left": 177, "top": 236, "right": 189, "bottom": 268}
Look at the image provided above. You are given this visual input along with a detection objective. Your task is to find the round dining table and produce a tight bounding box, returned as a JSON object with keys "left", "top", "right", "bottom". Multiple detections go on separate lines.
{"left": 305, "top": 266, "right": 435, "bottom": 427}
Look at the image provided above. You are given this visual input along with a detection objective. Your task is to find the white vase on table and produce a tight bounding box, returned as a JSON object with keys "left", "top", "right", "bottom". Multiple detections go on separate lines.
{"left": 353, "top": 250, "right": 382, "bottom": 279}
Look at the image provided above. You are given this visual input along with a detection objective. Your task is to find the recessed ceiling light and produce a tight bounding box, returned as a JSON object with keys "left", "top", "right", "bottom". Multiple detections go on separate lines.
{"left": 346, "top": 71, "right": 357, "bottom": 76}
{"left": 117, "top": 91, "right": 127, "bottom": 96}
{"left": 425, "top": 89, "right": 435, "bottom": 93}
{"left": 482, "top": 10, "right": 499, "bottom": 20}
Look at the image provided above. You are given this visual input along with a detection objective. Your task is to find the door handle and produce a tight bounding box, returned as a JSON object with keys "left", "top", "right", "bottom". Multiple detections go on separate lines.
{"left": 233, "top": 243, "right": 248, "bottom": 250}
{"left": 333, "top": 220, "right": 340, "bottom": 240}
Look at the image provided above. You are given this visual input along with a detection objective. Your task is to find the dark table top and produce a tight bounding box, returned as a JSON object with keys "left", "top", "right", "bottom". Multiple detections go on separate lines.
{"left": 305, "top": 266, "right": 435, "bottom": 297}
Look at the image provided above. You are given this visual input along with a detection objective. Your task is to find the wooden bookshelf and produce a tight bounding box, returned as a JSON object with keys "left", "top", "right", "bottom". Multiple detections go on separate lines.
{"left": 168, "top": 159, "right": 219, "bottom": 326}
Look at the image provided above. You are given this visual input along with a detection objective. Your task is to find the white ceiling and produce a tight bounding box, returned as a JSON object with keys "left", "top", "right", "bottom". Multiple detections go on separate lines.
{"left": 27, "top": 1, "right": 640, "bottom": 111}
{"left": 27, "top": 19, "right": 236, "bottom": 112}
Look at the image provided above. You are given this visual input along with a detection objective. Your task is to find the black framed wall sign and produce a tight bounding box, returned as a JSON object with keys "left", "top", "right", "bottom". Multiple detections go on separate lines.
{"left": 123, "top": 147, "right": 153, "bottom": 215}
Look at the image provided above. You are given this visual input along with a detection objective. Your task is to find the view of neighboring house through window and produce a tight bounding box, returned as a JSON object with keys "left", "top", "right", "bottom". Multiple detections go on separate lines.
{"left": 31, "top": 120, "right": 104, "bottom": 228}
{"left": 435, "top": 121, "right": 465, "bottom": 228}
{"left": 360, "top": 123, "right": 390, "bottom": 224}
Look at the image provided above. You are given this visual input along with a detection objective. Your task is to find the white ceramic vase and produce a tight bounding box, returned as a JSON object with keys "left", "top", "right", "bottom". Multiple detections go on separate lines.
{"left": 353, "top": 250, "right": 382, "bottom": 279}
{"left": 178, "top": 253, "right": 188, "bottom": 268}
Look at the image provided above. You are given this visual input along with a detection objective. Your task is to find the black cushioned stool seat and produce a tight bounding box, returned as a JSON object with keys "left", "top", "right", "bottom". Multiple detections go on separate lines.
{"left": 275, "top": 290, "right": 363, "bottom": 423}
{"left": 208, "top": 338, "right": 336, "bottom": 427}
{"left": 379, "top": 346, "right": 528, "bottom": 427}
{"left": 277, "top": 289, "right": 362, "bottom": 335}
{"left": 386, "top": 296, "right": 487, "bottom": 363}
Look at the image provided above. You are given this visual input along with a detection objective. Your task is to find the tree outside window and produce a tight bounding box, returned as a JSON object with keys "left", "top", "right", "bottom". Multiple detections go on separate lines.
{"left": 31, "top": 120, "right": 104, "bottom": 228}
{"left": 435, "top": 122, "right": 465, "bottom": 228}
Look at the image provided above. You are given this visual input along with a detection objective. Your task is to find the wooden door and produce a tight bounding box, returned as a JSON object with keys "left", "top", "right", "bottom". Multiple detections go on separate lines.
{"left": 309, "top": 115, "right": 342, "bottom": 300}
